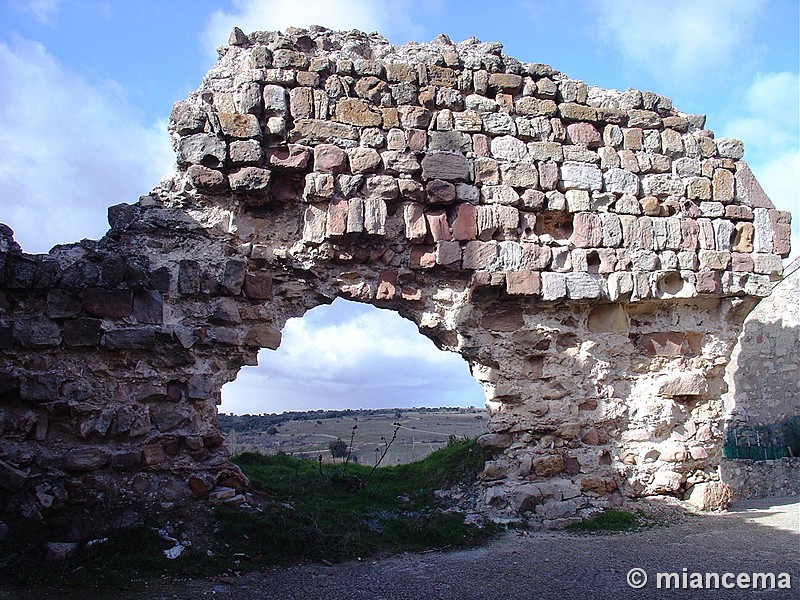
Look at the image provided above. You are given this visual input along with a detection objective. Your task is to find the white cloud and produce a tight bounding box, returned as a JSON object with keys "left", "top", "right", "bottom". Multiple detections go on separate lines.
{"left": 221, "top": 299, "right": 484, "bottom": 414}
{"left": 0, "top": 37, "right": 174, "bottom": 253}
{"left": 720, "top": 71, "right": 800, "bottom": 260}
{"left": 202, "top": 0, "right": 424, "bottom": 56}
{"left": 15, "top": 0, "right": 60, "bottom": 25}
{"left": 596, "top": 0, "right": 765, "bottom": 85}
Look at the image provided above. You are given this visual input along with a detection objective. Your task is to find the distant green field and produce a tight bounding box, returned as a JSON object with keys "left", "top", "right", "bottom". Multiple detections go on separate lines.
{"left": 225, "top": 410, "right": 490, "bottom": 466}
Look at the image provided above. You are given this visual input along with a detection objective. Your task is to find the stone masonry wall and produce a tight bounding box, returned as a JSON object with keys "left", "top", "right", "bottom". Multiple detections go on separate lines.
{"left": 0, "top": 27, "right": 791, "bottom": 537}
{"left": 721, "top": 258, "right": 799, "bottom": 499}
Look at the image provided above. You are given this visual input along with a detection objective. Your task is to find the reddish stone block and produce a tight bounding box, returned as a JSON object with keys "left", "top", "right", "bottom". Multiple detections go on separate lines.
{"left": 570, "top": 213, "right": 602, "bottom": 248}
{"left": 265, "top": 144, "right": 312, "bottom": 170}
{"left": 399, "top": 179, "right": 425, "bottom": 202}
{"left": 244, "top": 272, "right": 273, "bottom": 300}
{"left": 725, "top": 205, "right": 753, "bottom": 220}
{"left": 639, "top": 332, "right": 687, "bottom": 357}
{"left": 407, "top": 128, "right": 427, "bottom": 151}
{"left": 426, "top": 179, "right": 457, "bottom": 204}
{"left": 770, "top": 211, "right": 792, "bottom": 257}
{"left": 731, "top": 252, "right": 754, "bottom": 272}
{"left": 538, "top": 162, "right": 559, "bottom": 191}
{"left": 376, "top": 270, "right": 398, "bottom": 300}
{"left": 326, "top": 198, "right": 349, "bottom": 236}
{"left": 83, "top": 288, "right": 132, "bottom": 318}
{"left": 410, "top": 245, "right": 436, "bottom": 269}
{"left": 472, "top": 133, "right": 490, "bottom": 157}
{"left": 520, "top": 244, "right": 551, "bottom": 270}
{"left": 425, "top": 210, "right": 451, "bottom": 242}
{"left": 695, "top": 270, "right": 721, "bottom": 294}
{"left": 680, "top": 219, "right": 699, "bottom": 251}
{"left": 463, "top": 240, "right": 498, "bottom": 270}
{"left": 506, "top": 270, "right": 541, "bottom": 295}
{"left": 566, "top": 122, "right": 602, "bottom": 148}
{"left": 314, "top": 143, "right": 348, "bottom": 174}
{"left": 436, "top": 241, "right": 462, "bottom": 268}
{"left": 452, "top": 204, "right": 478, "bottom": 241}
{"left": 474, "top": 158, "right": 499, "bottom": 185}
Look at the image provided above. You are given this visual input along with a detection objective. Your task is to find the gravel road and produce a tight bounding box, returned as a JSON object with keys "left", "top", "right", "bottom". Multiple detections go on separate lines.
{"left": 3, "top": 496, "right": 798, "bottom": 600}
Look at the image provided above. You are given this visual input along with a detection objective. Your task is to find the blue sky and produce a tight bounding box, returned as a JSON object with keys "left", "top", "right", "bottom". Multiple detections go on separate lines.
{"left": 1, "top": 0, "right": 797, "bottom": 413}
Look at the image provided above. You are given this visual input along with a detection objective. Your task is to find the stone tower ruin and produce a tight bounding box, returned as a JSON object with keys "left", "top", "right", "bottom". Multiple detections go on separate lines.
{"left": 0, "top": 27, "right": 791, "bottom": 536}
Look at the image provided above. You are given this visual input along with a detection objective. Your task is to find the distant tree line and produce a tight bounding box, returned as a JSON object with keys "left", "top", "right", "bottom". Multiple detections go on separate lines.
{"left": 217, "top": 406, "right": 483, "bottom": 434}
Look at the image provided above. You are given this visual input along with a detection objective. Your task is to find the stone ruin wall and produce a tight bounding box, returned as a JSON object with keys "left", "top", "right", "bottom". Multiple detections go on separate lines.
{"left": 0, "top": 26, "right": 792, "bottom": 537}
{"left": 720, "top": 258, "right": 800, "bottom": 499}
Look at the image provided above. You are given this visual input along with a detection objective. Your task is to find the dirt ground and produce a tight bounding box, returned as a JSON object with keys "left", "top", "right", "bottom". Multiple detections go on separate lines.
{"left": 2, "top": 496, "right": 798, "bottom": 600}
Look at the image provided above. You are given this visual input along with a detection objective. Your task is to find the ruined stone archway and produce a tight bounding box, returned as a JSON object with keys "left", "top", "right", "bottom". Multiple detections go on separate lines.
{"left": 0, "top": 27, "right": 791, "bottom": 536}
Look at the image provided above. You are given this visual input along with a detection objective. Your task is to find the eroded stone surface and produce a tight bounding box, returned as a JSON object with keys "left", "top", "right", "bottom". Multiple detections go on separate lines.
{"left": 0, "top": 27, "right": 789, "bottom": 536}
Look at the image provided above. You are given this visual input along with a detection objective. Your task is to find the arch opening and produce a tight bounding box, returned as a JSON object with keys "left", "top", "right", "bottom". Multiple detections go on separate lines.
{"left": 219, "top": 298, "right": 488, "bottom": 464}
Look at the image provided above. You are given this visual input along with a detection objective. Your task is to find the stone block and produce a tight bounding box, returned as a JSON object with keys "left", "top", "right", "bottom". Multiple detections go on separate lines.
{"left": 410, "top": 245, "right": 436, "bottom": 269}
{"left": 566, "top": 273, "right": 602, "bottom": 299}
{"left": 46, "top": 290, "right": 81, "bottom": 318}
{"left": 244, "top": 324, "right": 281, "bottom": 349}
{"left": 752, "top": 253, "right": 783, "bottom": 276}
{"left": 435, "top": 241, "right": 462, "bottom": 268}
{"left": 421, "top": 152, "right": 470, "bottom": 181}
{"left": 695, "top": 270, "right": 721, "bottom": 294}
{"left": 217, "top": 112, "right": 261, "bottom": 139}
{"left": 481, "top": 185, "right": 519, "bottom": 206}
{"left": 177, "top": 134, "right": 226, "bottom": 167}
{"left": 314, "top": 144, "right": 348, "bottom": 174}
{"left": 734, "top": 163, "right": 773, "bottom": 208}
{"left": 506, "top": 270, "right": 541, "bottom": 295}
{"left": 12, "top": 318, "right": 61, "bottom": 348}
{"left": 334, "top": 98, "right": 382, "bottom": 126}
{"left": 398, "top": 105, "right": 433, "bottom": 128}
{"left": 603, "top": 167, "right": 639, "bottom": 195}
{"left": 533, "top": 455, "right": 564, "bottom": 477}
{"left": 566, "top": 122, "right": 601, "bottom": 148}
{"left": 559, "top": 161, "right": 602, "bottom": 191}
{"left": 364, "top": 197, "right": 387, "bottom": 235}
{"left": 62, "top": 318, "right": 102, "bottom": 347}
{"left": 425, "top": 210, "right": 451, "bottom": 242}
{"left": 265, "top": 144, "right": 312, "bottom": 170}
{"left": 541, "top": 272, "right": 567, "bottom": 301}
{"left": 500, "top": 162, "right": 538, "bottom": 189}
{"left": 426, "top": 179, "right": 457, "bottom": 204}
{"left": 658, "top": 371, "right": 708, "bottom": 397}
{"left": 463, "top": 241, "right": 498, "bottom": 270}
{"left": 452, "top": 204, "right": 478, "bottom": 241}
{"left": 712, "top": 168, "right": 735, "bottom": 202}
{"left": 570, "top": 213, "right": 603, "bottom": 248}
{"left": 698, "top": 250, "right": 730, "bottom": 270}
{"left": 347, "top": 198, "right": 364, "bottom": 234}
{"left": 290, "top": 119, "right": 359, "bottom": 144}
{"left": 63, "top": 448, "right": 109, "bottom": 471}
{"left": 244, "top": 272, "right": 273, "bottom": 300}
{"left": 520, "top": 244, "right": 551, "bottom": 270}
{"left": 101, "top": 328, "right": 156, "bottom": 350}
{"left": 376, "top": 270, "right": 398, "bottom": 300}
{"left": 133, "top": 291, "right": 164, "bottom": 324}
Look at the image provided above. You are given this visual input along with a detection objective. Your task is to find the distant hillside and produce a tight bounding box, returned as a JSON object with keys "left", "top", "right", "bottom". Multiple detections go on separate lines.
{"left": 218, "top": 406, "right": 485, "bottom": 433}
{"left": 218, "top": 407, "right": 489, "bottom": 466}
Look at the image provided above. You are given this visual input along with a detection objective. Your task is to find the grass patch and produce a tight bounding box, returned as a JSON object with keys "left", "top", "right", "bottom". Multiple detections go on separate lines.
{"left": 1, "top": 437, "right": 494, "bottom": 588}
{"left": 219, "top": 437, "right": 494, "bottom": 563}
{"left": 567, "top": 509, "right": 646, "bottom": 533}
